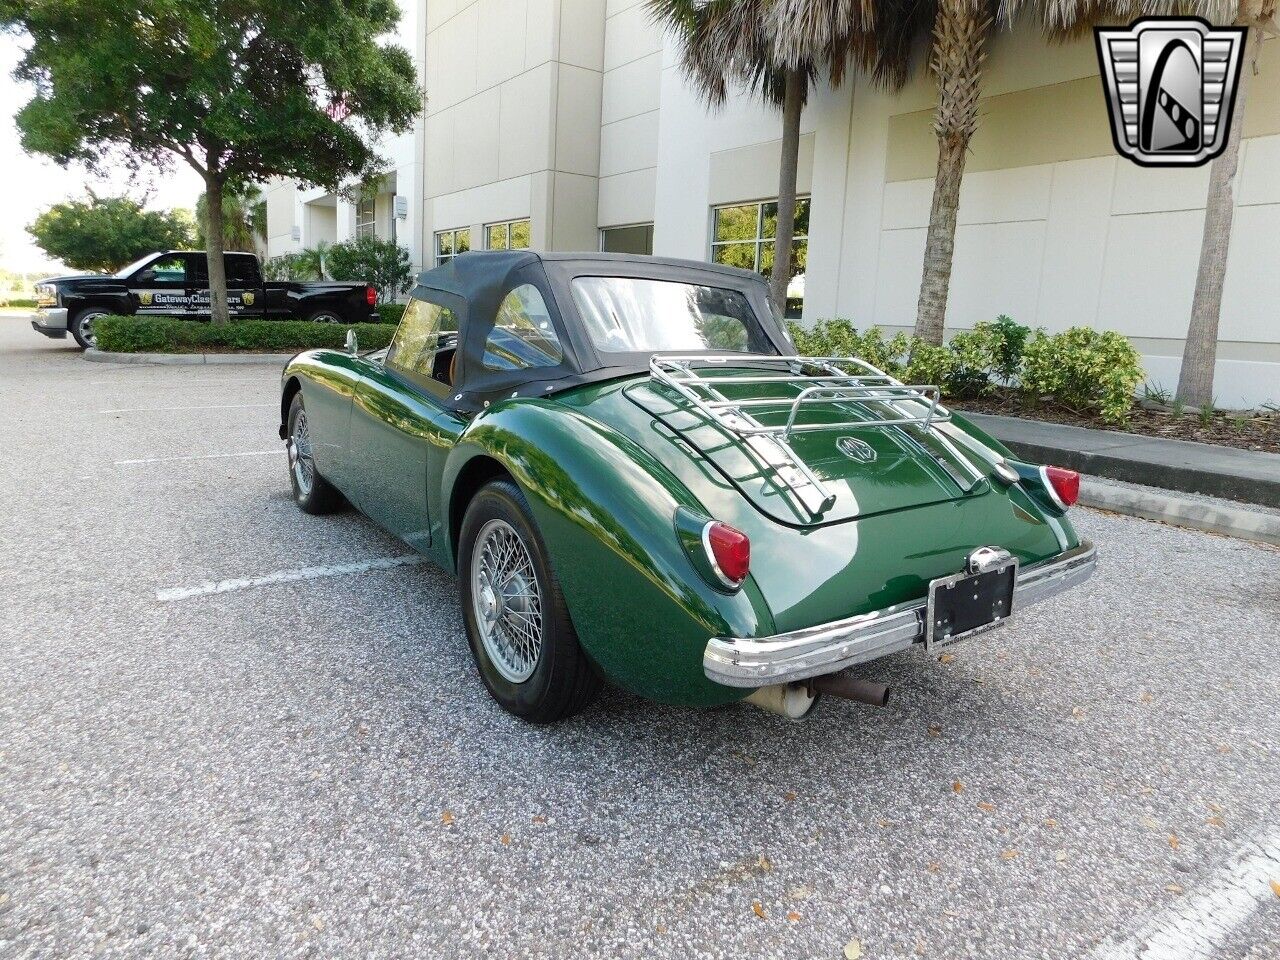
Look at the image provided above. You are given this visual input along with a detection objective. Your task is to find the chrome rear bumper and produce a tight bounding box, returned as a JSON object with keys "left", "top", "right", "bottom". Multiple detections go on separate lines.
{"left": 703, "top": 540, "right": 1097, "bottom": 687}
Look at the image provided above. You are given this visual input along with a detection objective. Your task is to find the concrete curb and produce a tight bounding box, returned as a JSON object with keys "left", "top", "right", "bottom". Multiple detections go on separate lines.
{"left": 85, "top": 349, "right": 292, "bottom": 366}
{"left": 966, "top": 412, "right": 1280, "bottom": 510}
{"left": 1080, "top": 479, "right": 1280, "bottom": 548}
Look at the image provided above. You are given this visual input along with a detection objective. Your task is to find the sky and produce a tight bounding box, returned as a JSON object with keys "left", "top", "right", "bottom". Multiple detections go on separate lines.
{"left": 0, "top": 34, "right": 204, "bottom": 275}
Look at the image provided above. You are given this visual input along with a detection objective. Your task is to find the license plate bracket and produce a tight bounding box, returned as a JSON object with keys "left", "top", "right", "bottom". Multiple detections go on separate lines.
{"left": 925, "top": 555, "right": 1018, "bottom": 652}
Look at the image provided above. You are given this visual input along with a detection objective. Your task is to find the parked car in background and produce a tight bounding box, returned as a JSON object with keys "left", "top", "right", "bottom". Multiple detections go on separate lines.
{"left": 32, "top": 251, "right": 380, "bottom": 348}
{"left": 279, "top": 251, "right": 1097, "bottom": 723}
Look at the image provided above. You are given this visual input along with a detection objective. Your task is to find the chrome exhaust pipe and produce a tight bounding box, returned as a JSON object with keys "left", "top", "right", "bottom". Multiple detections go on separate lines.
{"left": 745, "top": 683, "right": 818, "bottom": 720}
{"left": 809, "top": 673, "right": 891, "bottom": 708}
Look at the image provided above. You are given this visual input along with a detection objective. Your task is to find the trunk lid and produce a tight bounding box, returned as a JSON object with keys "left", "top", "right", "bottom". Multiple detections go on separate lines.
{"left": 623, "top": 366, "right": 988, "bottom": 527}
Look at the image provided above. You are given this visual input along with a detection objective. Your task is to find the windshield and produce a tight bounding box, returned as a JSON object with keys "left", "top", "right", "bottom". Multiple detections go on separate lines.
{"left": 570, "top": 276, "right": 775, "bottom": 355}
{"left": 114, "top": 254, "right": 160, "bottom": 278}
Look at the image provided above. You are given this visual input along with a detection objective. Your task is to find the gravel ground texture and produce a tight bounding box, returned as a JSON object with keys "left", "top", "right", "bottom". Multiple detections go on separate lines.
{"left": 2, "top": 318, "right": 1278, "bottom": 960}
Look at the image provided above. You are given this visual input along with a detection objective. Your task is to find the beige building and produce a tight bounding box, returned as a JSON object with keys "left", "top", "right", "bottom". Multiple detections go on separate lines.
{"left": 265, "top": 2, "right": 1280, "bottom": 407}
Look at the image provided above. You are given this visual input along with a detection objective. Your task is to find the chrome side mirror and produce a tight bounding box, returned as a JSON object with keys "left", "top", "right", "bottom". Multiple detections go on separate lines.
{"left": 345, "top": 329, "right": 358, "bottom": 355}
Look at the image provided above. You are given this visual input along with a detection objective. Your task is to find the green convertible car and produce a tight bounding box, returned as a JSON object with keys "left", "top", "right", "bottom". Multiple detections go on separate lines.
{"left": 279, "top": 252, "right": 1096, "bottom": 722}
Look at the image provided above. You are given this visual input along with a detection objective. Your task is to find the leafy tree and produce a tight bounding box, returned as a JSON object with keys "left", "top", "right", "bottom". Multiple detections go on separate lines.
{"left": 196, "top": 181, "right": 266, "bottom": 254}
{"left": 3, "top": 0, "right": 420, "bottom": 324}
{"left": 263, "top": 243, "right": 329, "bottom": 281}
{"left": 325, "top": 235, "right": 412, "bottom": 300}
{"left": 27, "top": 192, "right": 195, "bottom": 272}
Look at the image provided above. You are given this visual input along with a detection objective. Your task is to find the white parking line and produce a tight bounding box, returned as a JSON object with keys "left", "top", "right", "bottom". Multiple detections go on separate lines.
{"left": 98, "top": 403, "right": 274, "bottom": 414}
{"left": 90, "top": 377, "right": 269, "bottom": 386}
{"left": 1089, "top": 827, "right": 1280, "bottom": 960}
{"left": 115, "top": 450, "right": 283, "bottom": 465}
{"left": 156, "top": 555, "right": 428, "bottom": 602}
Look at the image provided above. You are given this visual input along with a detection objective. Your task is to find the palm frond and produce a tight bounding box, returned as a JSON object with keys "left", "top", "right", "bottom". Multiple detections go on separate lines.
{"left": 1007, "top": 0, "right": 1242, "bottom": 37}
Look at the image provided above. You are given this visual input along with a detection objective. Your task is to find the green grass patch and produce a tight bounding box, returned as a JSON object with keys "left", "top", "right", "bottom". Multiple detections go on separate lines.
{"left": 95, "top": 316, "right": 397, "bottom": 354}
{"left": 3, "top": 298, "right": 39, "bottom": 309}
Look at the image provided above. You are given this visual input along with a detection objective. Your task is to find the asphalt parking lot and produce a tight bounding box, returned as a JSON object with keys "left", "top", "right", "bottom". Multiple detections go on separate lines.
{"left": 1, "top": 316, "right": 1277, "bottom": 960}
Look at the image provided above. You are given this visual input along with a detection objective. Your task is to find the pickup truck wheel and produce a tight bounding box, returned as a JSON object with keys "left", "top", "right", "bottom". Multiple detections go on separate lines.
{"left": 305, "top": 310, "right": 343, "bottom": 324}
{"left": 70, "top": 308, "right": 108, "bottom": 349}
{"left": 286, "top": 393, "right": 343, "bottom": 515}
{"left": 459, "top": 480, "right": 602, "bottom": 723}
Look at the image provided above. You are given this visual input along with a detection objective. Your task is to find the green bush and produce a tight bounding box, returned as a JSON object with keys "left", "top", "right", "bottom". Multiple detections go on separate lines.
{"left": 903, "top": 341, "right": 956, "bottom": 389}
{"left": 790, "top": 315, "right": 1142, "bottom": 422}
{"left": 788, "top": 319, "right": 911, "bottom": 377}
{"left": 1020, "top": 327, "right": 1143, "bottom": 423}
{"left": 95, "top": 316, "right": 396, "bottom": 354}
{"left": 326, "top": 235, "right": 413, "bottom": 301}
{"left": 376, "top": 302, "right": 406, "bottom": 325}
{"left": 4, "top": 297, "right": 38, "bottom": 309}
{"left": 944, "top": 315, "right": 1032, "bottom": 396}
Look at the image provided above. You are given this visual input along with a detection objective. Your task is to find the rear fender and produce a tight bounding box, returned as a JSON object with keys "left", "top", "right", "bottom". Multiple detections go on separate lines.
{"left": 444, "top": 399, "right": 773, "bottom": 706}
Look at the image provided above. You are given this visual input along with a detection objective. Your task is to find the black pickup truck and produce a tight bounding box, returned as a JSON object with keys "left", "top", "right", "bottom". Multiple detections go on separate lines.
{"left": 32, "top": 250, "right": 380, "bottom": 348}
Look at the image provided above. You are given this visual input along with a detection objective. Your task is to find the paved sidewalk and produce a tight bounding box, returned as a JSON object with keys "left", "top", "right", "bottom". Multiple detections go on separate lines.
{"left": 966, "top": 412, "right": 1280, "bottom": 509}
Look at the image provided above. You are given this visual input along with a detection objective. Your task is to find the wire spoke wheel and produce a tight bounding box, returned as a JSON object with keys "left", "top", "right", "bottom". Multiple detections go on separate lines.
{"left": 289, "top": 408, "right": 315, "bottom": 497}
{"left": 471, "top": 518, "right": 544, "bottom": 683}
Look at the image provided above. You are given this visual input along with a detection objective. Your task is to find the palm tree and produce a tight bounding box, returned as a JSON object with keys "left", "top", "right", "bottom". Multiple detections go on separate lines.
{"left": 196, "top": 181, "right": 267, "bottom": 254}
{"left": 1019, "top": 0, "right": 1268, "bottom": 406}
{"left": 913, "top": 0, "right": 999, "bottom": 346}
{"left": 1176, "top": 1, "right": 1274, "bottom": 406}
{"left": 647, "top": 0, "right": 877, "bottom": 314}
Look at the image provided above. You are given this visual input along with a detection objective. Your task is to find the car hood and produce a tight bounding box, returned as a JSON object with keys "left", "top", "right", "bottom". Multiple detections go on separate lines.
{"left": 41, "top": 273, "right": 109, "bottom": 285}
{"left": 555, "top": 373, "right": 996, "bottom": 528}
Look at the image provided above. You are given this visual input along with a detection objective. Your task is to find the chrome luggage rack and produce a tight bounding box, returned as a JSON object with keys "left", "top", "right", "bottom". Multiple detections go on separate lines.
{"left": 649, "top": 354, "right": 955, "bottom": 519}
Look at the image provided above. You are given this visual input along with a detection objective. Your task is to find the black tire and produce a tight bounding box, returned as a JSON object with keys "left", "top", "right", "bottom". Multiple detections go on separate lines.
{"left": 69, "top": 308, "right": 107, "bottom": 349}
{"left": 285, "top": 393, "right": 344, "bottom": 515}
{"left": 306, "top": 309, "right": 343, "bottom": 324}
{"left": 458, "top": 480, "right": 602, "bottom": 723}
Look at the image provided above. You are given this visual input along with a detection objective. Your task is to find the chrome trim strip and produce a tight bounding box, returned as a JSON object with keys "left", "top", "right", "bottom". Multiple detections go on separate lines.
{"left": 1040, "top": 464, "right": 1070, "bottom": 511}
{"left": 703, "top": 540, "right": 1097, "bottom": 687}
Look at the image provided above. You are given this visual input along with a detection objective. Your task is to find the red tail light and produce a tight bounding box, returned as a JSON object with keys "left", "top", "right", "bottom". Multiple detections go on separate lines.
{"left": 366, "top": 286, "right": 378, "bottom": 306}
{"left": 704, "top": 521, "right": 750, "bottom": 587}
{"left": 1041, "top": 465, "right": 1080, "bottom": 509}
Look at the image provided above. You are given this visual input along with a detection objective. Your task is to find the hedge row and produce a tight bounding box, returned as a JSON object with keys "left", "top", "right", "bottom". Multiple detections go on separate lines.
{"left": 4, "top": 298, "right": 39, "bottom": 309}
{"left": 789, "top": 316, "right": 1145, "bottom": 423}
{"left": 95, "top": 316, "right": 397, "bottom": 354}
{"left": 376, "top": 302, "right": 406, "bottom": 325}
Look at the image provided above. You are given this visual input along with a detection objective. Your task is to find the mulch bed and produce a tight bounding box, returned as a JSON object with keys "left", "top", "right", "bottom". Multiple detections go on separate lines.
{"left": 954, "top": 389, "right": 1280, "bottom": 456}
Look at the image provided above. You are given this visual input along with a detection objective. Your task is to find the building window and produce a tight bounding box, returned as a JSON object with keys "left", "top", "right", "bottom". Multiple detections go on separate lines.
{"left": 485, "top": 218, "right": 531, "bottom": 251}
{"left": 600, "top": 223, "right": 654, "bottom": 255}
{"left": 435, "top": 227, "right": 471, "bottom": 265}
{"left": 710, "top": 198, "right": 809, "bottom": 317}
{"left": 356, "top": 197, "right": 377, "bottom": 239}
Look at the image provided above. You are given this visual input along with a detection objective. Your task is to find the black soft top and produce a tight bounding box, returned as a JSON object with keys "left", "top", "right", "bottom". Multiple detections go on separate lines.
{"left": 408, "top": 251, "right": 793, "bottom": 412}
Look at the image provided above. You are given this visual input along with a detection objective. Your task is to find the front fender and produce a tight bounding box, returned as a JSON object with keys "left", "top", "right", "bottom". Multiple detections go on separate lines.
{"left": 444, "top": 399, "right": 772, "bottom": 706}
{"left": 64, "top": 291, "right": 131, "bottom": 318}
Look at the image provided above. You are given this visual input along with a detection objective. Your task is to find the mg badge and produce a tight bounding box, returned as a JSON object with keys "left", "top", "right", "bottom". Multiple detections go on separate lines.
{"left": 836, "top": 436, "right": 877, "bottom": 464}
{"left": 242, "top": 291, "right": 255, "bottom": 307}
{"left": 1096, "top": 17, "right": 1247, "bottom": 167}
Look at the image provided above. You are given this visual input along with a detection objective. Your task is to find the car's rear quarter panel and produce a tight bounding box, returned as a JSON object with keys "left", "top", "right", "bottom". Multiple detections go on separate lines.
{"left": 446, "top": 401, "right": 776, "bottom": 706}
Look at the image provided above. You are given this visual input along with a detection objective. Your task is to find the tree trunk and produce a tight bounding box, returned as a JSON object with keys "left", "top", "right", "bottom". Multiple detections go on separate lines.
{"left": 1176, "top": 24, "right": 1258, "bottom": 407}
{"left": 204, "top": 174, "right": 231, "bottom": 326}
{"left": 913, "top": 0, "right": 989, "bottom": 346}
{"left": 769, "top": 69, "right": 805, "bottom": 316}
